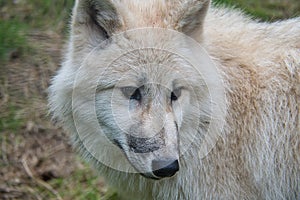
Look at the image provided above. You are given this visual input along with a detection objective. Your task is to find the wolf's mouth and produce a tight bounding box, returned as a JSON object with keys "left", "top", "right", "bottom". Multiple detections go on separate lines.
{"left": 140, "top": 173, "right": 161, "bottom": 180}
{"left": 112, "top": 136, "right": 180, "bottom": 179}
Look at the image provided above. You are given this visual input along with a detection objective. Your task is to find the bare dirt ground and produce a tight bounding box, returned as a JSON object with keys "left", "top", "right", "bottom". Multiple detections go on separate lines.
{"left": 0, "top": 31, "right": 108, "bottom": 199}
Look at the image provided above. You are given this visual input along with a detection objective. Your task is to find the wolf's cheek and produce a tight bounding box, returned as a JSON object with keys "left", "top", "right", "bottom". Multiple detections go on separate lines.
{"left": 95, "top": 90, "right": 132, "bottom": 132}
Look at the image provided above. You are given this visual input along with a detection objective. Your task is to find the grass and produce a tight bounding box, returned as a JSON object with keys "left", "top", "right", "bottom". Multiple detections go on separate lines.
{"left": 0, "top": 104, "right": 24, "bottom": 132}
{"left": 0, "top": 0, "right": 73, "bottom": 28}
{"left": 49, "top": 166, "right": 109, "bottom": 200}
{"left": 214, "top": 0, "right": 300, "bottom": 21}
{"left": 27, "top": 161, "right": 119, "bottom": 200}
{"left": 0, "top": 20, "right": 28, "bottom": 63}
{"left": 0, "top": 0, "right": 74, "bottom": 63}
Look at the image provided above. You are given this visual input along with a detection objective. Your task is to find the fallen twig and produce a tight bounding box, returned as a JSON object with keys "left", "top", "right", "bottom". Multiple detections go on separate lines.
{"left": 21, "top": 156, "right": 63, "bottom": 200}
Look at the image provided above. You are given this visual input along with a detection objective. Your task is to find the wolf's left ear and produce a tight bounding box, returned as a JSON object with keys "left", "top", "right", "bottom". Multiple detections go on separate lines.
{"left": 71, "top": 0, "right": 122, "bottom": 47}
{"left": 173, "top": 0, "right": 210, "bottom": 39}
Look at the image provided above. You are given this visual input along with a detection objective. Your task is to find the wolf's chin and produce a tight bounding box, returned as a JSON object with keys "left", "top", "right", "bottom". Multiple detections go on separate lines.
{"left": 140, "top": 173, "right": 161, "bottom": 180}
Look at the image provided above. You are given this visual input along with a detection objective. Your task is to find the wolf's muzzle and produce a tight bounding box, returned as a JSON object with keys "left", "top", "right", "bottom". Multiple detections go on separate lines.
{"left": 127, "top": 133, "right": 165, "bottom": 153}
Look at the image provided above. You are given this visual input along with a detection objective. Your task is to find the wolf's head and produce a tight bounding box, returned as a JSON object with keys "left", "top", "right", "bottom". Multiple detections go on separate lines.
{"left": 92, "top": 45, "right": 213, "bottom": 179}
{"left": 50, "top": 0, "right": 225, "bottom": 180}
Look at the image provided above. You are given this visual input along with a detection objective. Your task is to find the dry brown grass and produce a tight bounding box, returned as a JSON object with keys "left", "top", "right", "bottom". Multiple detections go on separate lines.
{"left": 0, "top": 1, "right": 112, "bottom": 199}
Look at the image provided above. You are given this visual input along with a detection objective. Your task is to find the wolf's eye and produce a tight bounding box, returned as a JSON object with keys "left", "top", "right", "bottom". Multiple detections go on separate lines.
{"left": 121, "top": 87, "right": 142, "bottom": 101}
{"left": 171, "top": 92, "right": 178, "bottom": 101}
{"left": 171, "top": 88, "right": 181, "bottom": 101}
{"left": 130, "top": 88, "right": 142, "bottom": 101}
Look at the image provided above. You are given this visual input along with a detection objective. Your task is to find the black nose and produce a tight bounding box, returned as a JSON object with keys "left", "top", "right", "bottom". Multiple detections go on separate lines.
{"left": 152, "top": 160, "right": 179, "bottom": 178}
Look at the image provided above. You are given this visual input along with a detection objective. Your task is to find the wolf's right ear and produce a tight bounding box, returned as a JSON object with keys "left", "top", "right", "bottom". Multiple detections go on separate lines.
{"left": 71, "top": 0, "right": 122, "bottom": 45}
{"left": 172, "top": 0, "right": 210, "bottom": 41}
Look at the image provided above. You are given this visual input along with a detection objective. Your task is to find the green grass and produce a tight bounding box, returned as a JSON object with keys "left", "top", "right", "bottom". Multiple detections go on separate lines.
{"left": 0, "top": 20, "right": 28, "bottom": 63}
{"left": 22, "top": 0, "right": 74, "bottom": 29}
{"left": 0, "top": 104, "right": 24, "bottom": 132}
{"left": 50, "top": 170, "right": 103, "bottom": 200}
{"left": 48, "top": 164, "right": 119, "bottom": 200}
{"left": 1, "top": 0, "right": 74, "bottom": 28}
{"left": 0, "top": 0, "right": 74, "bottom": 63}
{"left": 214, "top": 0, "right": 300, "bottom": 21}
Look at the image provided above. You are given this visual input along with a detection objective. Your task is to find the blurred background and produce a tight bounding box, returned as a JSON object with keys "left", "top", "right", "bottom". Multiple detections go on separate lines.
{"left": 0, "top": 0, "right": 299, "bottom": 199}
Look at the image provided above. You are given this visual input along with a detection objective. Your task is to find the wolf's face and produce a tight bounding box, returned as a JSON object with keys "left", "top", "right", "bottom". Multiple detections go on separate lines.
{"left": 93, "top": 44, "right": 209, "bottom": 179}
{"left": 49, "top": 0, "right": 225, "bottom": 180}
{"left": 97, "top": 74, "right": 182, "bottom": 179}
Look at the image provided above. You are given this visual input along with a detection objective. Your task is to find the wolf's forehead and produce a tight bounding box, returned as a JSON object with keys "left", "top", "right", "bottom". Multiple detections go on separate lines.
{"left": 92, "top": 42, "right": 196, "bottom": 90}
{"left": 108, "top": 53, "right": 194, "bottom": 86}
{"left": 114, "top": 0, "right": 169, "bottom": 28}
{"left": 94, "top": 52, "right": 191, "bottom": 90}
{"left": 110, "top": 48, "right": 187, "bottom": 70}
{"left": 113, "top": 0, "right": 195, "bottom": 29}
{"left": 115, "top": 68, "right": 180, "bottom": 87}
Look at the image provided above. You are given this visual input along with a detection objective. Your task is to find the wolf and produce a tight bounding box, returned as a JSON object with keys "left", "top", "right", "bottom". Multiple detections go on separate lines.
{"left": 49, "top": 0, "right": 300, "bottom": 199}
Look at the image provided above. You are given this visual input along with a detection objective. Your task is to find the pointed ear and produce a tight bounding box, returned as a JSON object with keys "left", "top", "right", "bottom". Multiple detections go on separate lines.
{"left": 71, "top": 0, "right": 122, "bottom": 45}
{"left": 173, "top": 0, "right": 210, "bottom": 39}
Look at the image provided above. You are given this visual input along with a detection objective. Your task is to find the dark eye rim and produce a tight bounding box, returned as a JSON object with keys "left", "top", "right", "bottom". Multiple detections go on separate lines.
{"left": 171, "top": 88, "right": 182, "bottom": 101}
{"left": 130, "top": 88, "right": 142, "bottom": 101}
{"left": 121, "top": 87, "right": 142, "bottom": 101}
{"left": 171, "top": 91, "right": 178, "bottom": 101}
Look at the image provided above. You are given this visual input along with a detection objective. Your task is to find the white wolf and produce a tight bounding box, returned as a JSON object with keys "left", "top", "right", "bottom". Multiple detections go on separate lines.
{"left": 49, "top": 0, "right": 300, "bottom": 199}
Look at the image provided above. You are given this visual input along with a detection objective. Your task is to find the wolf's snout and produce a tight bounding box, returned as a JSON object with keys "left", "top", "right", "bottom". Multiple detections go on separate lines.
{"left": 152, "top": 159, "right": 179, "bottom": 178}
